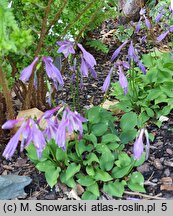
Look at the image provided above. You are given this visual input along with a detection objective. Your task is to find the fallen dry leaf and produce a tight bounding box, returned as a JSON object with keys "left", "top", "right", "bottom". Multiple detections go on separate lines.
{"left": 160, "top": 184, "right": 173, "bottom": 191}
{"left": 101, "top": 99, "right": 120, "bottom": 114}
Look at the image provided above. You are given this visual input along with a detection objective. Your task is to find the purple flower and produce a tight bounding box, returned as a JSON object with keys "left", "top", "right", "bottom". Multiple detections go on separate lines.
{"left": 78, "top": 43, "right": 97, "bottom": 79}
{"left": 42, "top": 56, "right": 64, "bottom": 89}
{"left": 144, "top": 16, "right": 151, "bottom": 29}
{"left": 55, "top": 107, "right": 87, "bottom": 149}
{"left": 133, "top": 128, "right": 145, "bottom": 160}
{"left": 155, "top": 11, "right": 165, "bottom": 23}
{"left": 2, "top": 118, "right": 24, "bottom": 129}
{"left": 77, "top": 43, "right": 96, "bottom": 68}
{"left": 157, "top": 31, "right": 169, "bottom": 42}
{"left": 111, "top": 40, "right": 128, "bottom": 62}
{"left": 80, "top": 56, "right": 89, "bottom": 77}
{"left": 20, "top": 57, "right": 39, "bottom": 82}
{"left": 40, "top": 105, "right": 60, "bottom": 120}
{"left": 43, "top": 118, "right": 59, "bottom": 141}
{"left": 3, "top": 125, "right": 24, "bottom": 159}
{"left": 2, "top": 117, "right": 47, "bottom": 159}
{"left": 137, "top": 60, "right": 146, "bottom": 74}
{"left": 128, "top": 41, "right": 136, "bottom": 63}
{"left": 118, "top": 66, "right": 128, "bottom": 95}
{"left": 102, "top": 67, "right": 113, "bottom": 92}
{"left": 77, "top": 44, "right": 97, "bottom": 79}
{"left": 57, "top": 40, "right": 75, "bottom": 58}
{"left": 136, "top": 19, "right": 141, "bottom": 33}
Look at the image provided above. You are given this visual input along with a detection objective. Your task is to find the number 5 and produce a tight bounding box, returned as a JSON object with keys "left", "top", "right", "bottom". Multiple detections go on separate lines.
{"left": 161, "top": 203, "right": 167, "bottom": 211}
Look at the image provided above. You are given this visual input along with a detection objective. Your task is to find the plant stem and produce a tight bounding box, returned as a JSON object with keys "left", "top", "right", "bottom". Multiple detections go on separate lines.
{"left": 23, "top": 0, "right": 53, "bottom": 109}
{"left": 0, "top": 66, "right": 15, "bottom": 119}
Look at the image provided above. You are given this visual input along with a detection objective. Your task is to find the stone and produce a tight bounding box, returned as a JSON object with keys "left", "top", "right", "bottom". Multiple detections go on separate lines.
{"left": 118, "top": 0, "right": 145, "bottom": 24}
{"left": 0, "top": 175, "right": 32, "bottom": 200}
{"left": 166, "top": 149, "right": 173, "bottom": 156}
{"left": 153, "top": 158, "right": 163, "bottom": 170}
{"left": 137, "top": 163, "right": 150, "bottom": 173}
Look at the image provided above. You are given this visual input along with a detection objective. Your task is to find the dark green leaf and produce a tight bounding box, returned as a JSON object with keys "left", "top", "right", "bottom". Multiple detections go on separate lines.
{"left": 65, "top": 163, "right": 81, "bottom": 180}
{"left": 103, "top": 181, "right": 125, "bottom": 197}
{"left": 77, "top": 176, "right": 95, "bottom": 186}
{"left": 81, "top": 191, "right": 98, "bottom": 200}
{"left": 94, "top": 169, "right": 113, "bottom": 182}
{"left": 45, "top": 167, "right": 61, "bottom": 188}
{"left": 102, "top": 133, "right": 120, "bottom": 143}
{"left": 92, "top": 122, "right": 108, "bottom": 136}
{"left": 127, "top": 172, "right": 146, "bottom": 193}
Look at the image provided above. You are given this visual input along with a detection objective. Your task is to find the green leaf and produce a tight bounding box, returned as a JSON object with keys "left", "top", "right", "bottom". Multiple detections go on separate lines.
{"left": 120, "top": 129, "right": 137, "bottom": 144}
{"left": 83, "top": 153, "right": 99, "bottom": 166}
{"left": 76, "top": 140, "right": 93, "bottom": 156}
{"left": 36, "top": 160, "right": 55, "bottom": 172}
{"left": 112, "top": 165, "right": 132, "bottom": 178}
{"left": 87, "top": 106, "right": 101, "bottom": 124}
{"left": 94, "top": 169, "right": 113, "bottom": 182}
{"left": 120, "top": 112, "right": 137, "bottom": 131}
{"left": 128, "top": 172, "right": 146, "bottom": 193}
{"left": 87, "top": 182, "right": 100, "bottom": 197}
{"left": 145, "top": 108, "right": 154, "bottom": 117}
{"left": 77, "top": 176, "right": 95, "bottom": 186}
{"left": 95, "top": 143, "right": 109, "bottom": 154}
{"left": 86, "top": 166, "right": 95, "bottom": 176}
{"left": 103, "top": 181, "right": 125, "bottom": 197}
{"left": 60, "top": 172, "right": 76, "bottom": 188}
{"left": 56, "top": 148, "right": 66, "bottom": 161}
{"left": 65, "top": 163, "right": 81, "bottom": 180}
{"left": 84, "top": 133, "right": 97, "bottom": 145}
{"left": 81, "top": 191, "right": 98, "bottom": 200}
{"left": 26, "top": 144, "right": 38, "bottom": 162}
{"left": 92, "top": 122, "right": 108, "bottom": 136}
{"left": 100, "top": 150, "right": 114, "bottom": 171}
{"left": 115, "top": 152, "right": 132, "bottom": 167}
{"left": 45, "top": 167, "right": 61, "bottom": 188}
{"left": 102, "top": 133, "right": 120, "bottom": 143}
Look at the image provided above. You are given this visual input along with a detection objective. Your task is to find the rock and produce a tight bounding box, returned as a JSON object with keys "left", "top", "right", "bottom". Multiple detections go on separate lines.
{"left": 166, "top": 149, "right": 173, "bottom": 156}
{"left": 153, "top": 159, "right": 163, "bottom": 170}
{"left": 137, "top": 163, "right": 150, "bottom": 173}
{"left": 164, "top": 160, "right": 173, "bottom": 167}
{"left": 118, "top": 0, "right": 145, "bottom": 24}
{"left": 0, "top": 175, "right": 32, "bottom": 200}
{"left": 164, "top": 168, "right": 171, "bottom": 177}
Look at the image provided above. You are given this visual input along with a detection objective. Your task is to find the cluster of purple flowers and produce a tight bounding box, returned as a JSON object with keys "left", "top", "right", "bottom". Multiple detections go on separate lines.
{"left": 20, "top": 56, "right": 64, "bottom": 90}
{"left": 20, "top": 40, "right": 97, "bottom": 91}
{"left": 136, "top": 8, "right": 151, "bottom": 33}
{"left": 102, "top": 39, "right": 146, "bottom": 94}
{"left": 57, "top": 40, "right": 97, "bottom": 79}
{"left": 2, "top": 106, "right": 87, "bottom": 160}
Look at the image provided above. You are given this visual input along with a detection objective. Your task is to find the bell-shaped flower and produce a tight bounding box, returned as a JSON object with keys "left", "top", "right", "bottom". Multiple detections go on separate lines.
{"left": 55, "top": 107, "right": 87, "bottom": 150}
{"left": 111, "top": 40, "right": 128, "bottom": 62}
{"left": 2, "top": 117, "right": 47, "bottom": 159}
{"left": 78, "top": 44, "right": 97, "bottom": 79}
{"left": 118, "top": 66, "right": 128, "bottom": 95}
{"left": 2, "top": 118, "right": 24, "bottom": 130}
{"left": 20, "top": 57, "right": 39, "bottom": 82}
{"left": 77, "top": 43, "right": 96, "bottom": 68}
{"left": 133, "top": 128, "right": 145, "bottom": 160}
{"left": 57, "top": 40, "right": 75, "bottom": 58}
{"left": 102, "top": 67, "right": 114, "bottom": 93}
{"left": 42, "top": 56, "right": 64, "bottom": 89}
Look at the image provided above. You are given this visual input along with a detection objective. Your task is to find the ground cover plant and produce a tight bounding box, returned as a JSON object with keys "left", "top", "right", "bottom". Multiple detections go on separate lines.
{"left": 0, "top": 0, "right": 173, "bottom": 200}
